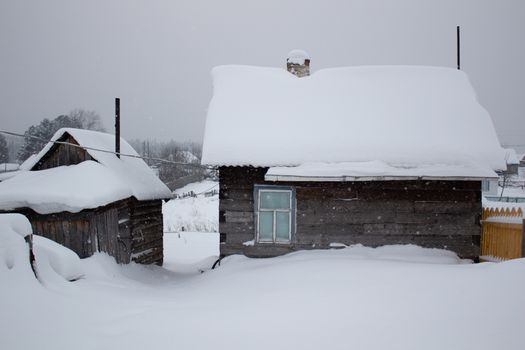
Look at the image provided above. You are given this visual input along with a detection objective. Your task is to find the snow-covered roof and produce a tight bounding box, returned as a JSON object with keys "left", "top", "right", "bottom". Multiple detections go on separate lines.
{"left": 19, "top": 154, "right": 38, "bottom": 171}
{"left": 201, "top": 65, "right": 506, "bottom": 178}
{"left": 287, "top": 49, "right": 310, "bottom": 65}
{"left": 504, "top": 148, "right": 520, "bottom": 165}
{"left": 0, "top": 128, "right": 171, "bottom": 214}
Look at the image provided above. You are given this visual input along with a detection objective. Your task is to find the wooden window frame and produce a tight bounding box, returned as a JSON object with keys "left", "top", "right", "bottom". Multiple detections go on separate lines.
{"left": 254, "top": 185, "right": 296, "bottom": 244}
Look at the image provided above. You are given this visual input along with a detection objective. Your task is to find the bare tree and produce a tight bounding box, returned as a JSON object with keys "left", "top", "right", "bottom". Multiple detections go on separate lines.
{"left": 17, "top": 110, "right": 105, "bottom": 162}
{"left": 68, "top": 109, "right": 105, "bottom": 132}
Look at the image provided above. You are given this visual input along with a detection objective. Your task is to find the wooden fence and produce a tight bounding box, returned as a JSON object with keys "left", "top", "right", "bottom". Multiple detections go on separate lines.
{"left": 481, "top": 207, "right": 524, "bottom": 261}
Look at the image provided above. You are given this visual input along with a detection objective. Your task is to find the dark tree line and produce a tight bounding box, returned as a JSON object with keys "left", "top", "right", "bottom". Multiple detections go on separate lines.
{"left": 0, "top": 134, "right": 8, "bottom": 163}
{"left": 17, "top": 109, "right": 105, "bottom": 162}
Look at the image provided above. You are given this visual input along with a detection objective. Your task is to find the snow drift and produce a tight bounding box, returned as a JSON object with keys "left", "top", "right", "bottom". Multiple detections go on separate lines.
{"left": 0, "top": 213, "right": 83, "bottom": 283}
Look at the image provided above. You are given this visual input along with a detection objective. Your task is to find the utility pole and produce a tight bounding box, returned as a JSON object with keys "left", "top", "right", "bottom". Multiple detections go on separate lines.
{"left": 457, "top": 26, "right": 461, "bottom": 70}
{"left": 115, "top": 98, "right": 120, "bottom": 158}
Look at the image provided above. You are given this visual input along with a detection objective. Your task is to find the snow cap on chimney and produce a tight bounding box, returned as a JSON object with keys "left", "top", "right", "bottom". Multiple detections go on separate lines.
{"left": 287, "top": 49, "right": 310, "bottom": 77}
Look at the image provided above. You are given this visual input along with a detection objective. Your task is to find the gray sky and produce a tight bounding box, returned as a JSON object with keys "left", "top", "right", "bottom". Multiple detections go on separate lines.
{"left": 1, "top": 0, "right": 524, "bottom": 150}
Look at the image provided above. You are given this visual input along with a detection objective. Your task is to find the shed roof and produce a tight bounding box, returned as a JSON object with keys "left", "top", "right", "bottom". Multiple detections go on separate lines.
{"left": 201, "top": 65, "right": 505, "bottom": 178}
{"left": 504, "top": 148, "right": 520, "bottom": 165}
{"left": 0, "top": 128, "right": 171, "bottom": 214}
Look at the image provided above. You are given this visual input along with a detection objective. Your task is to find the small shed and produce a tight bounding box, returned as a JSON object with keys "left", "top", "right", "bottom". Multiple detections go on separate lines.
{"left": 0, "top": 128, "right": 172, "bottom": 264}
{"left": 201, "top": 53, "right": 506, "bottom": 259}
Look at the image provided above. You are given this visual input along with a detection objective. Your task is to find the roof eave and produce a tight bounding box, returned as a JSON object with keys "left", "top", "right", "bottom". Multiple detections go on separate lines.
{"left": 264, "top": 174, "right": 498, "bottom": 182}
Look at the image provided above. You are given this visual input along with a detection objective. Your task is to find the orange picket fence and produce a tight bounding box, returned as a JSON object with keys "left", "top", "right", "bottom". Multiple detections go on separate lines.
{"left": 481, "top": 207, "right": 524, "bottom": 261}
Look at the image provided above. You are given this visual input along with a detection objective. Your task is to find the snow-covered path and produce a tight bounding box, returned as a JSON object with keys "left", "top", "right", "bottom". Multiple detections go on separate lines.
{"left": 3, "top": 237, "right": 525, "bottom": 350}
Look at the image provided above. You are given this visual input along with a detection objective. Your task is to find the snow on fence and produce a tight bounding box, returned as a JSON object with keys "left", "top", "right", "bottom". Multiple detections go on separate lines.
{"left": 481, "top": 207, "right": 524, "bottom": 261}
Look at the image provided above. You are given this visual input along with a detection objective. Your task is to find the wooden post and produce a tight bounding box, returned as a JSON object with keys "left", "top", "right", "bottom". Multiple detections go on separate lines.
{"left": 115, "top": 98, "right": 120, "bottom": 158}
{"left": 24, "top": 234, "right": 37, "bottom": 279}
{"left": 457, "top": 26, "right": 461, "bottom": 70}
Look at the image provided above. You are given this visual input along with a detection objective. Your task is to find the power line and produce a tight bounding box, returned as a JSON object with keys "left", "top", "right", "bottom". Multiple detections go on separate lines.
{"left": 0, "top": 130, "right": 211, "bottom": 169}
{"left": 502, "top": 144, "right": 525, "bottom": 148}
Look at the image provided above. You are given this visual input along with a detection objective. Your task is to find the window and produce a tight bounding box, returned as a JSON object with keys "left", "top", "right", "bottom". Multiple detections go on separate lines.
{"left": 255, "top": 185, "right": 295, "bottom": 243}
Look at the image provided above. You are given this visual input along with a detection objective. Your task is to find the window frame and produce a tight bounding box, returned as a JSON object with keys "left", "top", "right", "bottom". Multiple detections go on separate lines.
{"left": 254, "top": 185, "right": 296, "bottom": 244}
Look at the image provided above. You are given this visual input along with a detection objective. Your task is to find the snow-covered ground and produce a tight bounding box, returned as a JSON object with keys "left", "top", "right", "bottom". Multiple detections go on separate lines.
{"left": 163, "top": 231, "right": 219, "bottom": 273}
{"left": 3, "top": 181, "right": 525, "bottom": 350}
{"left": 163, "top": 180, "right": 219, "bottom": 232}
{"left": 2, "top": 232, "right": 525, "bottom": 350}
{"left": 484, "top": 180, "right": 525, "bottom": 212}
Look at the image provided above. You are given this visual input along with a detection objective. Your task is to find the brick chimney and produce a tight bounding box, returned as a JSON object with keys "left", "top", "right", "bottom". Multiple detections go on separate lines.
{"left": 287, "top": 49, "right": 310, "bottom": 77}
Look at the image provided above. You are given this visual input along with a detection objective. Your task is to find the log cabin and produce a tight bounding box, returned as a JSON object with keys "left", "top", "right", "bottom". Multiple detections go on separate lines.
{"left": 0, "top": 128, "right": 171, "bottom": 264}
{"left": 201, "top": 51, "right": 506, "bottom": 259}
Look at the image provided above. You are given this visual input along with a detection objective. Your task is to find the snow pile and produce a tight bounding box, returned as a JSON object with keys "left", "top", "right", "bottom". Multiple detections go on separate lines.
{"left": 163, "top": 232, "right": 219, "bottom": 272}
{"left": 0, "top": 170, "right": 20, "bottom": 182}
{"left": 266, "top": 160, "right": 497, "bottom": 181}
{"left": 287, "top": 49, "right": 310, "bottom": 65}
{"left": 163, "top": 180, "right": 219, "bottom": 232}
{"left": 202, "top": 65, "right": 505, "bottom": 174}
{"left": 327, "top": 244, "right": 465, "bottom": 264}
{"left": 0, "top": 214, "right": 34, "bottom": 281}
{"left": 33, "top": 235, "right": 83, "bottom": 282}
{"left": 0, "top": 128, "right": 171, "bottom": 213}
{"left": 0, "top": 214, "right": 83, "bottom": 285}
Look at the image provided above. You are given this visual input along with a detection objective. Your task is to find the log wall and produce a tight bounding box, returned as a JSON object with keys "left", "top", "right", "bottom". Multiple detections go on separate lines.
{"left": 219, "top": 166, "right": 482, "bottom": 258}
{"left": 12, "top": 198, "right": 164, "bottom": 265}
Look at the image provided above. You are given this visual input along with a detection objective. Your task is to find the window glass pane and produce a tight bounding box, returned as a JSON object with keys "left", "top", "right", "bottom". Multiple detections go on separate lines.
{"left": 260, "top": 191, "right": 290, "bottom": 209}
{"left": 259, "top": 212, "right": 273, "bottom": 241}
{"left": 275, "top": 212, "right": 290, "bottom": 241}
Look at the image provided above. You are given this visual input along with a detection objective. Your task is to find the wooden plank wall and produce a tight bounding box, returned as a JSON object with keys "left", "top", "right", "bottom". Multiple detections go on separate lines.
{"left": 32, "top": 133, "right": 93, "bottom": 170}
{"left": 25, "top": 210, "right": 95, "bottom": 258}
{"left": 129, "top": 199, "right": 164, "bottom": 265}
{"left": 219, "top": 166, "right": 482, "bottom": 258}
{"left": 89, "top": 200, "right": 132, "bottom": 264}
{"left": 17, "top": 197, "right": 164, "bottom": 265}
